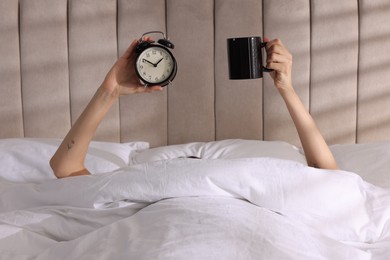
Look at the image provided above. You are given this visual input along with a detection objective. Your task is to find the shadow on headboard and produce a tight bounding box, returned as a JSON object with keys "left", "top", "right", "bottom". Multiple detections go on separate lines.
{"left": 0, "top": 0, "right": 389, "bottom": 147}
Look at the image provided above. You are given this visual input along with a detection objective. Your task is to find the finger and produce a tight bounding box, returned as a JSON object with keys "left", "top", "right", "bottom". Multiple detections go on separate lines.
{"left": 134, "top": 85, "right": 163, "bottom": 94}
{"left": 269, "top": 70, "right": 277, "bottom": 80}
{"left": 266, "top": 45, "right": 291, "bottom": 59}
{"left": 266, "top": 61, "right": 287, "bottom": 72}
{"left": 266, "top": 47, "right": 292, "bottom": 64}
{"left": 144, "top": 86, "right": 163, "bottom": 93}
{"left": 267, "top": 52, "right": 291, "bottom": 64}
{"left": 144, "top": 36, "right": 154, "bottom": 43}
{"left": 265, "top": 39, "right": 290, "bottom": 56}
{"left": 148, "top": 85, "right": 163, "bottom": 91}
{"left": 266, "top": 44, "right": 284, "bottom": 55}
{"left": 265, "top": 38, "right": 283, "bottom": 49}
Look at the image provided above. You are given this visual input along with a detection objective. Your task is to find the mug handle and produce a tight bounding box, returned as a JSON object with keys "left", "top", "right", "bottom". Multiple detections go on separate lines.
{"left": 261, "top": 42, "right": 273, "bottom": 72}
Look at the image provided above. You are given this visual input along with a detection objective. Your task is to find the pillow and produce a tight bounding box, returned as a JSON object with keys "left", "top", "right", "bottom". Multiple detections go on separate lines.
{"left": 0, "top": 138, "right": 149, "bottom": 182}
{"left": 201, "top": 139, "right": 305, "bottom": 163}
{"left": 130, "top": 141, "right": 205, "bottom": 164}
{"left": 330, "top": 141, "right": 390, "bottom": 188}
{"left": 131, "top": 139, "right": 307, "bottom": 165}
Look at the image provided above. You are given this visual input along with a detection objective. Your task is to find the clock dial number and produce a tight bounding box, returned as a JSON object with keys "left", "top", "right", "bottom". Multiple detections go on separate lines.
{"left": 137, "top": 46, "right": 174, "bottom": 84}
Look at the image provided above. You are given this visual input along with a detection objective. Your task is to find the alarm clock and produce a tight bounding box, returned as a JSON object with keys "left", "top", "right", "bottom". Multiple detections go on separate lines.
{"left": 135, "top": 31, "right": 177, "bottom": 87}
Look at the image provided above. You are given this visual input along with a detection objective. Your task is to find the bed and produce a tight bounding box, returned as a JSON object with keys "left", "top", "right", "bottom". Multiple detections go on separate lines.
{"left": 1, "top": 0, "right": 390, "bottom": 259}
{"left": 0, "top": 138, "right": 389, "bottom": 259}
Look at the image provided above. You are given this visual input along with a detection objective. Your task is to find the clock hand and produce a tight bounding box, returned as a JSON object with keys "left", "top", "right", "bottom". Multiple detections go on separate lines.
{"left": 155, "top": 58, "right": 164, "bottom": 66}
{"left": 142, "top": 59, "right": 156, "bottom": 67}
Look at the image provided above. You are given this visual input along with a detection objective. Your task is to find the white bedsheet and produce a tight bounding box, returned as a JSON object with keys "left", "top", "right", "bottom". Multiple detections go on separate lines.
{"left": 0, "top": 158, "right": 389, "bottom": 259}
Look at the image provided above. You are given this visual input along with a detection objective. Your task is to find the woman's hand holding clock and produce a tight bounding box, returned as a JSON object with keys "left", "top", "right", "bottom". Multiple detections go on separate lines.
{"left": 101, "top": 38, "right": 163, "bottom": 98}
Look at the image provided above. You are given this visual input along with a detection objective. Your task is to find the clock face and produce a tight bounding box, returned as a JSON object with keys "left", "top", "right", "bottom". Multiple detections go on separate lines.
{"left": 136, "top": 46, "right": 176, "bottom": 85}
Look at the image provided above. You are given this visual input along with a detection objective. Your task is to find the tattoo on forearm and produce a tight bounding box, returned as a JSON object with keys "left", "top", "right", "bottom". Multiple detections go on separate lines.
{"left": 67, "top": 140, "right": 75, "bottom": 150}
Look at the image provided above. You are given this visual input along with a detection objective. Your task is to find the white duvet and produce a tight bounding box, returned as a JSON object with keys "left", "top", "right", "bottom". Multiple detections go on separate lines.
{"left": 0, "top": 158, "right": 389, "bottom": 259}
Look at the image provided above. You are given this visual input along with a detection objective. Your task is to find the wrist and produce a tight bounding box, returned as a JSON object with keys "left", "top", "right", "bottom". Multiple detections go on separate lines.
{"left": 277, "top": 84, "right": 295, "bottom": 97}
{"left": 100, "top": 70, "right": 122, "bottom": 97}
{"left": 98, "top": 83, "right": 120, "bottom": 101}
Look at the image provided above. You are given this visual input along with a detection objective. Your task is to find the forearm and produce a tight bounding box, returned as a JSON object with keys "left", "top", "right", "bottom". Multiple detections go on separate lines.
{"left": 279, "top": 87, "right": 338, "bottom": 170}
{"left": 49, "top": 39, "right": 164, "bottom": 178}
{"left": 50, "top": 85, "right": 119, "bottom": 178}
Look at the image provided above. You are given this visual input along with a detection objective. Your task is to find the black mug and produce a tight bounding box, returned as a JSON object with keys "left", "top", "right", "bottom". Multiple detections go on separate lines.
{"left": 227, "top": 36, "right": 272, "bottom": 80}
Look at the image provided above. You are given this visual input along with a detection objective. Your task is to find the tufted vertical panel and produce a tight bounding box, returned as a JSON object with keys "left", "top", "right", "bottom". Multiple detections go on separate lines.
{"left": 68, "top": 0, "right": 119, "bottom": 142}
{"left": 166, "top": 0, "right": 215, "bottom": 145}
{"left": 20, "top": 0, "right": 70, "bottom": 138}
{"left": 214, "top": 0, "right": 264, "bottom": 141}
{"left": 263, "top": 0, "right": 311, "bottom": 146}
{"left": 310, "top": 0, "right": 359, "bottom": 144}
{"left": 0, "top": 0, "right": 23, "bottom": 138}
{"left": 1, "top": 0, "right": 390, "bottom": 145}
{"left": 118, "top": 0, "right": 167, "bottom": 147}
{"left": 358, "top": 0, "right": 390, "bottom": 142}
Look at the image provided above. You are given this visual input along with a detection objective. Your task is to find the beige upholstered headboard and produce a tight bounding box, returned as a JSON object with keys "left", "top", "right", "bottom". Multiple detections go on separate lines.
{"left": 1, "top": 0, "right": 389, "bottom": 147}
